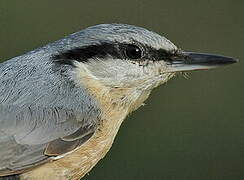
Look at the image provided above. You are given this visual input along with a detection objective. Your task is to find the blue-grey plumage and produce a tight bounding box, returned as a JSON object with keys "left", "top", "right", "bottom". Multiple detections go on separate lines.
{"left": 0, "top": 27, "right": 104, "bottom": 175}
{"left": 0, "top": 24, "right": 237, "bottom": 180}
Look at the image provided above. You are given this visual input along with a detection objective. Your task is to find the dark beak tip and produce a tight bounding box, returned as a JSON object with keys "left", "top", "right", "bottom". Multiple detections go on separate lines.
{"left": 226, "top": 57, "right": 239, "bottom": 65}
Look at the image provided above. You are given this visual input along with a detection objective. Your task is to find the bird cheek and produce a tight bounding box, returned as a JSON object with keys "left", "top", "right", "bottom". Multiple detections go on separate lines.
{"left": 150, "top": 61, "right": 168, "bottom": 75}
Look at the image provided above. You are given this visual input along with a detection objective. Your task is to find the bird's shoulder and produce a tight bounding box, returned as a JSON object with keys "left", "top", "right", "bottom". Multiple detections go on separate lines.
{"left": 0, "top": 52, "right": 102, "bottom": 176}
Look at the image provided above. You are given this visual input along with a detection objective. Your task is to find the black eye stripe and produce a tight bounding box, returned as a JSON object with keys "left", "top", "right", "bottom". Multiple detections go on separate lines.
{"left": 53, "top": 43, "right": 122, "bottom": 65}
{"left": 52, "top": 42, "right": 174, "bottom": 65}
{"left": 147, "top": 48, "right": 173, "bottom": 61}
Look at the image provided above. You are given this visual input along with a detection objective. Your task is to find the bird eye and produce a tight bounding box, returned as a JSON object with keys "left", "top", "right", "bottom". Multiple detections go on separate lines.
{"left": 124, "top": 44, "right": 143, "bottom": 59}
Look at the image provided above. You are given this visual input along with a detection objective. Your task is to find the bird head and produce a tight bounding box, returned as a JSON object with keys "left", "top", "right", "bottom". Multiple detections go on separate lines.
{"left": 52, "top": 24, "right": 237, "bottom": 110}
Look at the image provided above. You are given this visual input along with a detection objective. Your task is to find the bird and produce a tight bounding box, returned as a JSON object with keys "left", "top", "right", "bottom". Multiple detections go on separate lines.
{"left": 0, "top": 23, "right": 237, "bottom": 180}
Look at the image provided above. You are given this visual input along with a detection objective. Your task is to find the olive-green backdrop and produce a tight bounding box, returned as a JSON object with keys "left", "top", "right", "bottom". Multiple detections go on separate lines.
{"left": 0, "top": 0, "right": 243, "bottom": 179}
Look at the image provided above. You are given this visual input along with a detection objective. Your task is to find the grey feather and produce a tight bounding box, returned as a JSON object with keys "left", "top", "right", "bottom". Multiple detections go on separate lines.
{"left": 0, "top": 25, "right": 107, "bottom": 174}
{"left": 0, "top": 23, "right": 174, "bottom": 175}
{"left": 0, "top": 174, "right": 20, "bottom": 180}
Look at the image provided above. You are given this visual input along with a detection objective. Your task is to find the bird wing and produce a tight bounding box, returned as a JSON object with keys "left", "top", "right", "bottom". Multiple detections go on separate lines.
{"left": 0, "top": 55, "right": 100, "bottom": 175}
{"left": 0, "top": 104, "right": 97, "bottom": 176}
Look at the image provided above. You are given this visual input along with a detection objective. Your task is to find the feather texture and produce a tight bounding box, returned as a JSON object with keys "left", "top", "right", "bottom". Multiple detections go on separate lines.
{"left": 0, "top": 44, "right": 101, "bottom": 175}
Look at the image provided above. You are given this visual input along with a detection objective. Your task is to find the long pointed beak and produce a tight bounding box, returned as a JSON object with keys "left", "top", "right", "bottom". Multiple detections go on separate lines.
{"left": 166, "top": 51, "right": 238, "bottom": 72}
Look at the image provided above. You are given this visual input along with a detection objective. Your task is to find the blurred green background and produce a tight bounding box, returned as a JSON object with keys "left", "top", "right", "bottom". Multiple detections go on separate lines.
{"left": 0, "top": 0, "right": 243, "bottom": 179}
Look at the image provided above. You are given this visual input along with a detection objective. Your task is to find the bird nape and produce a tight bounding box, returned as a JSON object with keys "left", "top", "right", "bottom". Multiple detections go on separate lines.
{"left": 0, "top": 24, "right": 238, "bottom": 180}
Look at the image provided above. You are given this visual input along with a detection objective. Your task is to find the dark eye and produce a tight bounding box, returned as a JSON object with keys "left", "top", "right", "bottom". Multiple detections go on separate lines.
{"left": 124, "top": 44, "right": 143, "bottom": 59}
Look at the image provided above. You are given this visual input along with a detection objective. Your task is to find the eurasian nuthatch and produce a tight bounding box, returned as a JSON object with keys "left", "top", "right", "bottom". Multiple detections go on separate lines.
{"left": 0, "top": 24, "right": 237, "bottom": 180}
